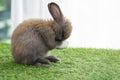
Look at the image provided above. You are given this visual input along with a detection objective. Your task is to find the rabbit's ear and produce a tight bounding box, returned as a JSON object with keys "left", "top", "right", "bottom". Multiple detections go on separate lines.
{"left": 48, "top": 2, "right": 63, "bottom": 23}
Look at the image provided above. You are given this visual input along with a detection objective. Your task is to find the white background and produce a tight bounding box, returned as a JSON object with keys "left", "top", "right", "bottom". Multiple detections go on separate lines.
{"left": 11, "top": 0, "right": 120, "bottom": 49}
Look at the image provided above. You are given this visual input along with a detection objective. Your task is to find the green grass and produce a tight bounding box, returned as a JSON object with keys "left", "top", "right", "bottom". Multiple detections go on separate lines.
{"left": 0, "top": 42, "right": 120, "bottom": 80}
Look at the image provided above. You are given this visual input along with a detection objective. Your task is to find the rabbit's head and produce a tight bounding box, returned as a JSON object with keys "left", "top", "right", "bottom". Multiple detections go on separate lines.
{"left": 48, "top": 2, "right": 72, "bottom": 42}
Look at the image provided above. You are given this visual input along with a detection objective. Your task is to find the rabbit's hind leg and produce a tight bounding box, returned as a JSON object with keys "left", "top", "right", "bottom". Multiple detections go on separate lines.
{"left": 33, "top": 57, "right": 51, "bottom": 67}
{"left": 45, "top": 56, "right": 61, "bottom": 63}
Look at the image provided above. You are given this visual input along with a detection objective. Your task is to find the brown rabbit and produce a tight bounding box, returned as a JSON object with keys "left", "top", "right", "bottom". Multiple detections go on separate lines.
{"left": 11, "top": 2, "right": 72, "bottom": 67}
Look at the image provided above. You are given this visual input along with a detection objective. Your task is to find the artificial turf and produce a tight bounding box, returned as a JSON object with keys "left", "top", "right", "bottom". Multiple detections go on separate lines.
{"left": 0, "top": 42, "right": 120, "bottom": 80}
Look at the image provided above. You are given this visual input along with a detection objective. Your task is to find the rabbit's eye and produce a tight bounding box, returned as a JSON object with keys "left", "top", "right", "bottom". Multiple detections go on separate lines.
{"left": 55, "top": 31, "right": 63, "bottom": 41}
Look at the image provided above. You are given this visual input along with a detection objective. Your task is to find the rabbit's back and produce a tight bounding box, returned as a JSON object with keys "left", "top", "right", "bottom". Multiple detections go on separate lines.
{"left": 12, "top": 19, "right": 53, "bottom": 40}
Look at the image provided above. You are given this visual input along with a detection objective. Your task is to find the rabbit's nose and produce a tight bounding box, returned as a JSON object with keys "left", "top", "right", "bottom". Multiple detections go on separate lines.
{"left": 55, "top": 36, "right": 62, "bottom": 41}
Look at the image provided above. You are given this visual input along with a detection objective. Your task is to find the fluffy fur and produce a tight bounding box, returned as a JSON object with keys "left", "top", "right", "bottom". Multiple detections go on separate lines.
{"left": 11, "top": 2, "right": 72, "bottom": 67}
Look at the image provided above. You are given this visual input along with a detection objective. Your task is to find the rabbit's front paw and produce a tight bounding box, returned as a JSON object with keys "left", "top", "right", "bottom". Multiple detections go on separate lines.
{"left": 56, "top": 41, "right": 69, "bottom": 49}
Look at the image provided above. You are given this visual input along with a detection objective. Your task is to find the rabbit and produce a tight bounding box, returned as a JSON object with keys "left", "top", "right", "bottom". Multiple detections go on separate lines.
{"left": 11, "top": 2, "right": 72, "bottom": 67}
